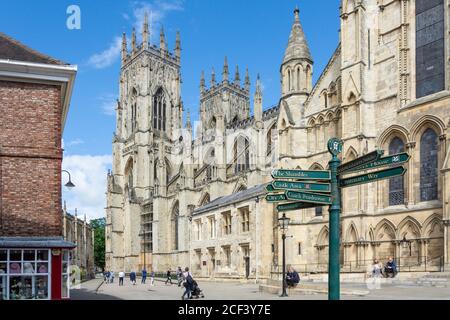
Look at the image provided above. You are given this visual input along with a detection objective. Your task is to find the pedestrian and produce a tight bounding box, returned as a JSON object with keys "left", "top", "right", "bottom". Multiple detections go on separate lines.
{"left": 182, "top": 267, "right": 193, "bottom": 300}
{"left": 384, "top": 256, "right": 398, "bottom": 278}
{"left": 165, "top": 269, "right": 173, "bottom": 285}
{"left": 366, "top": 259, "right": 383, "bottom": 290}
{"left": 119, "top": 271, "right": 125, "bottom": 286}
{"left": 130, "top": 271, "right": 136, "bottom": 285}
{"left": 285, "top": 266, "right": 300, "bottom": 288}
{"left": 104, "top": 271, "right": 109, "bottom": 283}
{"left": 150, "top": 270, "right": 155, "bottom": 286}
{"left": 109, "top": 271, "right": 114, "bottom": 284}
{"left": 177, "top": 267, "right": 183, "bottom": 287}
{"left": 141, "top": 268, "right": 147, "bottom": 284}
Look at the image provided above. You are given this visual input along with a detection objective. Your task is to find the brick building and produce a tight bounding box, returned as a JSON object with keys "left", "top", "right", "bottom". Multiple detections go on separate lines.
{"left": 0, "top": 32, "right": 77, "bottom": 299}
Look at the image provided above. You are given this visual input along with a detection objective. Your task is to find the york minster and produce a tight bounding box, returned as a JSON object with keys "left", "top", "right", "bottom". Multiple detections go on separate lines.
{"left": 105, "top": 0, "right": 450, "bottom": 280}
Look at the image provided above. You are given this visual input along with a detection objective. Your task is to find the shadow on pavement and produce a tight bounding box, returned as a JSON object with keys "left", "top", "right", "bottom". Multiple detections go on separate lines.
{"left": 71, "top": 288, "right": 122, "bottom": 300}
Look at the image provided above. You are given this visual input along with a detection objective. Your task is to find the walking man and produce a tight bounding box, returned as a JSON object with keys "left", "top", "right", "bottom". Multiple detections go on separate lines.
{"left": 130, "top": 270, "right": 137, "bottom": 285}
{"left": 119, "top": 271, "right": 125, "bottom": 286}
{"left": 141, "top": 268, "right": 147, "bottom": 284}
{"left": 109, "top": 270, "right": 114, "bottom": 284}
{"left": 150, "top": 270, "right": 155, "bottom": 286}
{"left": 165, "top": 269, "right": 173, "bottom": 285}
{"left": 182, "top": 267, "right": 193, "bottom": 300}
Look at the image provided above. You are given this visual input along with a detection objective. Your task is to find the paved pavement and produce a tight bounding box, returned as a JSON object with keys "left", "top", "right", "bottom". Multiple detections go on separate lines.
{"left": 70, "top": 277, "right": 450, "bottom": 300}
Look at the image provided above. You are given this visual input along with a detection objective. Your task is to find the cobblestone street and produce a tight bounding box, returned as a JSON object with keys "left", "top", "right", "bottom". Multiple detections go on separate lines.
{"left": 70, "top": 277, "right": 450, "bottom": 300}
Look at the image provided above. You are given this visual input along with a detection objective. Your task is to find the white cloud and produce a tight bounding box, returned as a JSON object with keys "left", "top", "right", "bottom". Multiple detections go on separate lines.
{"left": 62, "top": 155, "right": 112, "bottom": 221}
{"left": 98, "top": 93, "right": 118, "bottom": 116}
{"left": 86, "top": 1, "right": 183, "bottom": 69}
{"left": 66, "top": 138, "right": 84, "bottom": 147}
{"left": 87, "top": 36, "right": 122, "bottom": 69}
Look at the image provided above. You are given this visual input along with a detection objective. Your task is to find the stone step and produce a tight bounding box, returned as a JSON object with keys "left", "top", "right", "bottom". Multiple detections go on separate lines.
{"left": 259, "top": 284, "right": 369, "bottom": 297}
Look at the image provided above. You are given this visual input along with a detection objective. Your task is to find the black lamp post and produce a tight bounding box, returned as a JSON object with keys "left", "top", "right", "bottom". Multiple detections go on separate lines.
{"left": 278, "top": 213, "right": 290, "bottom": 297}
{"left": 62, "top": 170, "right": 76, "bottom": 189}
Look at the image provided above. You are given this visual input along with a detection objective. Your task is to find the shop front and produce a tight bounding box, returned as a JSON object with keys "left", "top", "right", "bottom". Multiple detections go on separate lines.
{"left": 0, "top": 237, "right": 75, "bottom": 300}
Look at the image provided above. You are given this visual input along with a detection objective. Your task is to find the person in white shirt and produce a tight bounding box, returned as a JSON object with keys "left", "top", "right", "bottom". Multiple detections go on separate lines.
{"left": 119, "top": 271, "right": 125, "bottom": 286}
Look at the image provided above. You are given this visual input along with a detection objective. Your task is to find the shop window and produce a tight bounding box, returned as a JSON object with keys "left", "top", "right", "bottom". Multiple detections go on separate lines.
{"left": 0, "top": 249, "right": 50, "bottom": 300}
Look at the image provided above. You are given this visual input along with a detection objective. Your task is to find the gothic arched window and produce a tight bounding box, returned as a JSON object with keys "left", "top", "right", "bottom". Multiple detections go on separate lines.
{"left": 172, "top": 201, "right": 179, "bottom": 251}
{"left": 420, "top": 128, "right": 439, "bottom": 201}
{"left": 296, "top": 67, "right": 300, "bottom": 91}
{"left": 153, "top": 88, "right": 166, "bottom": 131}
{"left": 389, "top": 137, "right": 405, "bottom": 205}
{"left": 234, "top": 136, "right": 250, "bottom": 174}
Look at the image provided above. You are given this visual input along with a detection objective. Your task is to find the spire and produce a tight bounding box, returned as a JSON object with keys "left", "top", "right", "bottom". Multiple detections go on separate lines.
{"left": 200, "top": 70, "right": 205, "bottom": 93}
{"left": 63, "top": 200, "right": 67, "bottom": 212}
{"left": 160, "top": 26, "right": 166, "bottom": 52}
{"left": 175, "top": 31, "right": 181, "bottom": 61}
{"left": 121, "top": 32, "right": 128, "bottom": 62}
{"left": 211, "top": 67, "right": 216, "bottom": 86}
{"left": 234, "top": 65, "right": 240, "bottom": 85}
{"left": 142, "top": 11, "right": 149, "bottom": 49}
{"left": 283, "top": 7, "right": 312, "bottom": 64}
{"left": 222, "top": 56, "right": 229, "bottom": 82}
{"left": 244, "top": 66, "right": 250, "bottom": 91}
{"left": 255, "top": 73, "right": 262, "bottom": 96}
{"left": 131, "top": 28, "right": 137, "bottom": 54}
{"left": 254, "top": 73, "right": 263, "bottom": 122}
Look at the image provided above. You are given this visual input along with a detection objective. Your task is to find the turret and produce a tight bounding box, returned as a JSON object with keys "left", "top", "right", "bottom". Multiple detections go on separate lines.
{"left": 210, "top": 68, "right": 216, "bottom": 86}
{"left": 142, "top": 12, "right": 149, "bottom": 50}
{"left": 222, "top": 56, "right": 229, "bottom": 83}
{"left": 200, "top": 70, "right": 205, "bottom": 93}
{"left": 131, "top": 28, "right": 137, "bottom": 54}
{"left": 121, "top": 32, "right": 127, "bottom": 63}
{"left": 281, "top": 7, "right": 313, "bottom": 99}
{"left": 244, "top": 67, "right": 250, "bottom": 91}
{"left": 234, "top": 65, "right": 240, "bottom": 85}
{"left": 254, "top": 74, "right": 263, "bottom": 123}
{"left": 175, "top": 31, "right": 181, "bottom": 61}
{"left": 160, "top": 26, "right": 166, "bottom": 52}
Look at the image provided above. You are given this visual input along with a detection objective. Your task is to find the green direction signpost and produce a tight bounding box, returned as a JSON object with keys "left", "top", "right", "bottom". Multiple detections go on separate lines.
{"left": 337, "top": 149, "right": 384, "bottom": 174}
{"left": 342, "top": 152, "right": 410, "bottom": 173}
{"left": 265, "top": 193, "right": 287, "bottom": 202}
{"left": 272, "top": 180, "right": 331, "bottom": 193}
{"left": 285, "top": 190, "right": 332, "bottom": 205}
{"left": 276, "top": 201, "right": 320, "bottom": 212}
{"left": 340, "top": 166, "right": 406, "bottom": 188}
{"left": 264, "top": 136, "right": 409, "bottom": 301}
{"left": 271, "top": 169, "right": 331, "bottom": 180}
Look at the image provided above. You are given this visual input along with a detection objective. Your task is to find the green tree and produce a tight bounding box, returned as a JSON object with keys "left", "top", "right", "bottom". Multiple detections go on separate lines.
{"left": 90, "top": 218, "right": 106, "bottom": 271}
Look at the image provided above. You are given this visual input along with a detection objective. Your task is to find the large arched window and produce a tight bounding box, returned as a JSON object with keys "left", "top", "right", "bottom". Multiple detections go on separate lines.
{"left": 171, "top": 201, "right": 179, "bottom": 251}
{"left": 420, "top": 128, "right": 439, "bottom": 201}
{"left": 233, "top": 136, "right": 250, "bottom": 174}
{"left": 153, "top": 88, "right": 166, "bottom": 131}
{"left": 389, "top": 137, "right": 405, "bottom": 205}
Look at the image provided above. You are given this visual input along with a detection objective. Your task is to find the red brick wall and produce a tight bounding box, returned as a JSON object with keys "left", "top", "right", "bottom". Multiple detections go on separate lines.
{"left": 0, "top": 80, "right": 63, "bottom": 236}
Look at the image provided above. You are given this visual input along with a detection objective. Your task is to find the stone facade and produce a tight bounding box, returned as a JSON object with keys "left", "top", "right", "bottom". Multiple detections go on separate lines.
{"left": 62, "top": 205, "right": 95, "bottom": 278}
{"left": 106, "top": 1, "right": 450, "bottom": 279}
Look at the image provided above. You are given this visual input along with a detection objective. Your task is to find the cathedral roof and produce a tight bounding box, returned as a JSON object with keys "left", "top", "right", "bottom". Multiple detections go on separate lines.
{"left": 193, "top": 184, "right": 266, "bottom": 215}
{"left": 0, "top": 32, "right": 65, "bottom": 65}
{"left": 283, "top": 8, "right": 312, "bottom": 64}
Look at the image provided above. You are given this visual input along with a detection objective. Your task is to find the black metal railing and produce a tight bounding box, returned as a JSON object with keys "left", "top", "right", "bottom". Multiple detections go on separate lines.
{"left": 270, "top": 256, "right": 445, "bottom": 279}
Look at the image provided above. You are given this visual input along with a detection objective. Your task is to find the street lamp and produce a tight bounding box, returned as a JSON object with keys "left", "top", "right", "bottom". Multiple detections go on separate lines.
{"left": 62, "top": 170, "right": 75, "bottom": 189}
{"left": 278, "top": 213, "right": 290, "bottom": 297}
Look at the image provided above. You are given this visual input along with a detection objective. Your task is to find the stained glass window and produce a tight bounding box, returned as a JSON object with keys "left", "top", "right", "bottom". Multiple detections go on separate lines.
{"left": 420, "top": 128, "right": 438, "bottom": 201}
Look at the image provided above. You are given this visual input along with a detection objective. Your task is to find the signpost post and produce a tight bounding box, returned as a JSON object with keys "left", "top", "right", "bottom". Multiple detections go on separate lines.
{"left": 264, "top": 137, "right": 409, "bottom": 301}
{"left": 327, "top": 138, "right": 343, "bottom": 301}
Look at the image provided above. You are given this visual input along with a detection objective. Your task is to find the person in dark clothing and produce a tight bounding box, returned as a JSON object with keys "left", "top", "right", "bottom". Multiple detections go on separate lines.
{"left": 165, "top": 269, "right": 173, "bottom": 285}
{"left": 384, "top": 256, "right": 398, "bottom": 278}
{"left": 286, "top": 266, "right": 300, "bottom": 288}
{"left": 182, "top": 269, "right": 193, "bottom": 300}
{"left": 130, "top": 271, "right": 136, "bottom": 285}
{"left": 141, "top": 269, "right": 147, "bottom": 284}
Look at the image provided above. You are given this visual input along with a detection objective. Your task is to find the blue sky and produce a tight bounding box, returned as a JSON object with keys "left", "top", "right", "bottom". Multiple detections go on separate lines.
{"left": 1, "top": 0, "right": 340, "bottom": 219}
